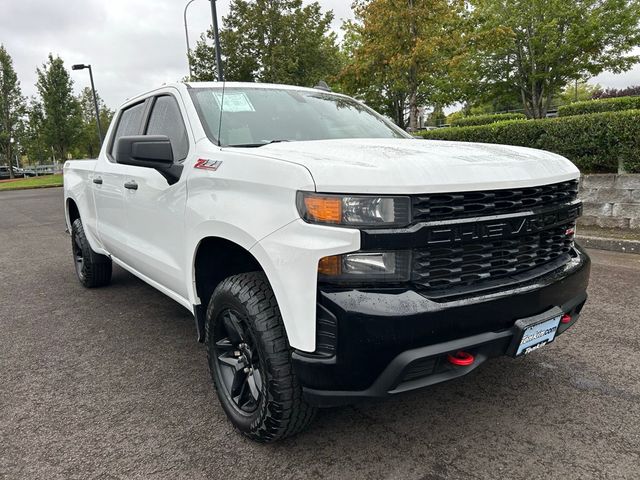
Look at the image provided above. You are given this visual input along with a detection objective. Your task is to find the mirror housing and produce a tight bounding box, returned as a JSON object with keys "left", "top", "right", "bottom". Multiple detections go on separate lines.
{"left": 115, "top": 135, "right": 182, "bottom": 185}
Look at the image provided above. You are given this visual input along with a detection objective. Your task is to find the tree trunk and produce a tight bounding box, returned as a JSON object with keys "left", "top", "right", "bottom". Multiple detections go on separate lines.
{"left": 408, "top": 89, "right": 419, "bottom": 131}
{"left": 7, "top": 144, "right": 14, "bottom": 179}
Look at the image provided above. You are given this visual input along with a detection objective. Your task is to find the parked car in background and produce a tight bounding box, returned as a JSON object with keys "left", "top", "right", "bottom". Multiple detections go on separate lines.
{"left": 0, "top": 166, "right": 24, "bottom": 179}
{"left": 64, "top": 81, "right": 590, "bottom": 442}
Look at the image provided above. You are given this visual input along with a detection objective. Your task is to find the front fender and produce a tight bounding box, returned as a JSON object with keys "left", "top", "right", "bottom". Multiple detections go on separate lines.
{"left": 250, "top": 220, "right": 360, "bottom": 352}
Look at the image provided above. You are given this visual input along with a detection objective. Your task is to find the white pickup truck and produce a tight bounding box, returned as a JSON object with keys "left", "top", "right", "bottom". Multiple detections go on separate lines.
{"left": 64, "top": 82, "right": 590, "bottom": 442}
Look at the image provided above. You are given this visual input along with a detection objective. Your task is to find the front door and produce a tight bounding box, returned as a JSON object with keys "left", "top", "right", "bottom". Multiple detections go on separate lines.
{"left": 118, "top": 93, "right": 191, "bottom": 298}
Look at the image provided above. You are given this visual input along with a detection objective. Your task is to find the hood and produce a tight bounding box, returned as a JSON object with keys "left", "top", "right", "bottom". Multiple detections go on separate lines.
{"left": 247, "top": 138, "right": 579, "bottom": 194}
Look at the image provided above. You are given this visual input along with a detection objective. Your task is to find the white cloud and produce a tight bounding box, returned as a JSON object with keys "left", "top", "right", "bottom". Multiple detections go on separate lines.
{"left": 2, "top": 0, "right": 354, "bottom": 109}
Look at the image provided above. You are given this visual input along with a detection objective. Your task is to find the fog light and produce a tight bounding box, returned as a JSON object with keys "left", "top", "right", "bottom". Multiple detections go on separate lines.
{"left": 561, "top": 313, "right": 572, "bottom": 324}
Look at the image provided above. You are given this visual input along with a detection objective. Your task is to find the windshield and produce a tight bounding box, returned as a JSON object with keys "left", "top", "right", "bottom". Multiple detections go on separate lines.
{"left": 188, "top": 87, "right": 410, "bottom": 147}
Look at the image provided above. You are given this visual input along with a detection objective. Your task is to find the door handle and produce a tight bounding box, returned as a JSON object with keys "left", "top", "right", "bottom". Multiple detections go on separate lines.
{"left": 124, "top": 181, "right": 138, "bottom": 190}
{"left": 92, "top": 177, "right": 103, "bottom": 185}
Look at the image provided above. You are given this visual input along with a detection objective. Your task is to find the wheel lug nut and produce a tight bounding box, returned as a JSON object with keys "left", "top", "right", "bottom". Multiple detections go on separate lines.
{"left": 244, "top": 367, "right": 250, "bottom": 373}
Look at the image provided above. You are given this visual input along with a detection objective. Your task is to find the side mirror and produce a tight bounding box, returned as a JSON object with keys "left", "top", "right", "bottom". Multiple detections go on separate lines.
{"left": 115, "top": 135, "right": 182, "bottom": 185}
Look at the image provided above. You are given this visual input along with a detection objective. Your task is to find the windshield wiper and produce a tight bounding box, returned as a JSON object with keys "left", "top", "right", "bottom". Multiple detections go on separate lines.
{"left": 227, "top": 140, "right": 291, "bottom": 148}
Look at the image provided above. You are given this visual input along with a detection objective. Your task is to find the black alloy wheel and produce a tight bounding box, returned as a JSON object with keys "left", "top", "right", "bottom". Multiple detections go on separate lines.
{"left": 213, "top": 308, "right": 264, "bottom": 414}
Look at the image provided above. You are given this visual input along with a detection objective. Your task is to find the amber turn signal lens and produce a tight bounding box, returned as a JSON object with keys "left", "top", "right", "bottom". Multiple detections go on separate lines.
{"left": 318, "top": 255, "right": 341, "bottom": 276}
{"left": 303, "top": 196, "right": 342, "bottom": 223}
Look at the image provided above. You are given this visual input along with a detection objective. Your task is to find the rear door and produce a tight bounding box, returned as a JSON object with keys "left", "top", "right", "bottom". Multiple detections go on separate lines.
{"left": 117, "top": 92, "right": 191, "bottom": 298}
{"left": 93, "top": 99, "right": 148, "bottom": 259}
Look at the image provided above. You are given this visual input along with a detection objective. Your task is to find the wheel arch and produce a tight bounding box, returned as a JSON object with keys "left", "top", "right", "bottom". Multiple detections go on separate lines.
{"left": 191, "top": 235, "right": 275, "bottom": 342}
{"left": 66, "top": 197, "right": 81, "bottom": 229}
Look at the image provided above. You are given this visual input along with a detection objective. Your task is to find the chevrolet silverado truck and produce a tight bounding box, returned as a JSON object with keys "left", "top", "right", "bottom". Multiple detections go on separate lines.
{"left": 64, "top": 82, "right": 590, "bottom": 442}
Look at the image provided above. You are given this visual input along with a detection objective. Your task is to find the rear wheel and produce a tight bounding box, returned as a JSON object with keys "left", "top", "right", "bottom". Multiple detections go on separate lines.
{"left": 206, "top": 272, "right": 316, "bottom": 442}
{"left": 71, "top": 218, "right": 112, "bottom": 288}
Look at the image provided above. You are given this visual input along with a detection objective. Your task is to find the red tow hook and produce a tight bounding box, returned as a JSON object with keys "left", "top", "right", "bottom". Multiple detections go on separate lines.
{"left": 447, "top": 351, "right": 475, "bottom": 366}
{"left": 561, "top": 313, "right": 572, "bottom": 324}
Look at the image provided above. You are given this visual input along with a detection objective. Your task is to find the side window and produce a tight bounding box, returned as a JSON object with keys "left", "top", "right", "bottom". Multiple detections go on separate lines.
{"left": 146, "top": 96, "right": 189, "bottom": 162}
{"left": 109, "top": 101, "right": 146, "bottom": 157}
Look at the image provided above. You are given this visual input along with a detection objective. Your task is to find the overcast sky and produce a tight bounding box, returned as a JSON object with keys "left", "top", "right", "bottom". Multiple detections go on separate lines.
{"left": 2, "top": 0, "right": 640, "bottom": 110}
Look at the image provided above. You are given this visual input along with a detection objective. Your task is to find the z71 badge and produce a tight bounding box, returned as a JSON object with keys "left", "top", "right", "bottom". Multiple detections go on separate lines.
{"left": 194, "top": 158, "right": 223, "bottom": 171}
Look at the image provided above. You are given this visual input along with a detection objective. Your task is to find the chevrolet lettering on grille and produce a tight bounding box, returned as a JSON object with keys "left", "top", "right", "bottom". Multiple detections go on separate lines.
{"left": 423, "top": 203, "right": 582, "bottom": 246}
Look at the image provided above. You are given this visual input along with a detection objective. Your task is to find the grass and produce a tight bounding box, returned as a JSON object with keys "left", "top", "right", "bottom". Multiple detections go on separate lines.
{"left": 0, "top": 174, "right": 63, "bottom": 191}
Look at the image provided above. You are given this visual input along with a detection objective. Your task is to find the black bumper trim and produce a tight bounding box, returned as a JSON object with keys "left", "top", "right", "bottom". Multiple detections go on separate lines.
{"left": 293, "top": 247, "right": 590, "bottom": 407}
{"left": 301, "top": 292, "right": 586, "bottom": 407}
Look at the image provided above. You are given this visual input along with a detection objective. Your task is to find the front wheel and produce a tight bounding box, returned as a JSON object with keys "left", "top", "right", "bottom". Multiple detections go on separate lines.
{"left": 71, "top": 218, "right": 112, "bottom": 288}
{"left": 205, "top": 272, "right": 316, "bottom": 442}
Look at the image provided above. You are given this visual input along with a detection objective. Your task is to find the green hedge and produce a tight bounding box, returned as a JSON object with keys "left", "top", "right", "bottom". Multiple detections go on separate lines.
{"left": 558, "top": 96, "right": 640, "bottom": 117}
{"left": 451, "top": 112, "right": 527, "bottom": 127}
{"left": 417, "top": 110, "right": 640, "bottom": 173}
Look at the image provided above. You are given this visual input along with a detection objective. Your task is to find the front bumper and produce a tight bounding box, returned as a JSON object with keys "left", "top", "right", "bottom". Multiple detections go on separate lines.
{"left": 292, "top": 246, "right": 591, "bottom": 407}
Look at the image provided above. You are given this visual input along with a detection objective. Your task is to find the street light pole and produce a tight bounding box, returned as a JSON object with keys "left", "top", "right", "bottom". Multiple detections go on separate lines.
{"left": 184, "top": 0, "right": 197, "bottom": 80}
{"left": 72, "top": 64, "right": 103, "bottom": 145}
{"left": 184, "top": 0, "right": 224, "bottom": 81}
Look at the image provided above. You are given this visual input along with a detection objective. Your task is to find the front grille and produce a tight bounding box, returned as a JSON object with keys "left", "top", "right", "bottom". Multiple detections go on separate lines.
{"left": 412, "top": 180, "right": 579, "bottom": 222}
{"left": 412, "top": 223, "right": 576, "bottom": 295}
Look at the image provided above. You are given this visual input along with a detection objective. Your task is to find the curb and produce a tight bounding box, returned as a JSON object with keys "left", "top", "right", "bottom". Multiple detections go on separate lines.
{"left": 0, "top": 184, "right": 63, "bottom": 192}
{"left": 577, "top": 235, "right": 640, "bottom": 255}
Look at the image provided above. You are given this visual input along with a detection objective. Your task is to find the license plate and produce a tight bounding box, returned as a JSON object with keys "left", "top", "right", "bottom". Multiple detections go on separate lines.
{"left": 515, "top": 316, "right": 561, "bottom": 356}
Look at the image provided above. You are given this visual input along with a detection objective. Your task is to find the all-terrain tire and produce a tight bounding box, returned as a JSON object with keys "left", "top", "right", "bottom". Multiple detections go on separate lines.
{"left": 71, "top": 218, "right": 112, "bottom": 288}
{"left": 205, "top": 272, "right": 317, "bottom": 442}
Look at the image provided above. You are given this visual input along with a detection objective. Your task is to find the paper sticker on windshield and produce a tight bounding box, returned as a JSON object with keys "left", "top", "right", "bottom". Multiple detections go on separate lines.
{"left": 213, "top": 92, "right": 255, "bottom": 112}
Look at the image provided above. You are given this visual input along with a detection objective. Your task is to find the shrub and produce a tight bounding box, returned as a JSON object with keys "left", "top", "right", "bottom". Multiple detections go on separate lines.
{"left": 417, "top": 110, "right": 640, "bottom": 174}
{"left": 451, "top": 112, "right": 527, "bottom": 127}
{"left": 557, "top": 96, "right": 640, "bottom": 117}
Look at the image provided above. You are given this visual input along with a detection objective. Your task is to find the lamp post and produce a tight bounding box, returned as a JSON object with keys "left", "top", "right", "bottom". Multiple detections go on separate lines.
{"left": 184, "top": 0, "right": 197, "bottom": 80}
{"left": 184, "top": 0, "right": 224, "bottom": 82}
{"left": 71, "top": 64, "right": 103, "bottom": 144}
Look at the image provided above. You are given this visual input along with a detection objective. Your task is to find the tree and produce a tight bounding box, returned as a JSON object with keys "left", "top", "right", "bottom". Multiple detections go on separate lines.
{"left": 23, "top": 99, "right": 50, "bottom": 165}
{"left": 338, "top": 0, "right": 467, "bottom": 130}
{"left": 426, "top": 104, "right": 447, "bottom": 126}
{"left": 74, "top": 87, "right": 113, "bottom": 158}
{"left": 468, "top": 0, "right": 640, "bottom": 118}
{"left": 557, "top": 81, "right": 602, "bottom": 104}
{"left": 0, "top": 45, "right": 25, "bottom": 178}
{"left": 190, "top": 0, "right": 342, "bottom": 87}
{"left": 35, "top": 54, "right": 82, "bottom": 161}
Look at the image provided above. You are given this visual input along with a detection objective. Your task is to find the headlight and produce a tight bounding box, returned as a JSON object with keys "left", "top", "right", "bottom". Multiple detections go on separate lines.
{"left": 318, "top": 251, "right": 411, "bottom": 283}
{"left": 297, "top": 192, "right": 411, "bottom": 228}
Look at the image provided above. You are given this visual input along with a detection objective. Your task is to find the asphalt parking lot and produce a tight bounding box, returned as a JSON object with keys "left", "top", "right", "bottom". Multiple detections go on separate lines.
{"left": 1, "top": 187, "right": 639, "bottom": 480}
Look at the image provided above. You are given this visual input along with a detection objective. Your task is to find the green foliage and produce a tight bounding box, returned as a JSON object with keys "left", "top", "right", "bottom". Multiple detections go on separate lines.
{"left": 426, "top": 105, "right": 447, "bottom": 127}
{"left": 446, "top": 110, "right": 465, "bottom": 125}
{"left": 417, "top": 110, "right": 640, "bottom": 173}
{"left": 36, "top": 54, "right": 82, "bottom": 161}
{"left": 23, "top": 99, "right": 50, "bottom": 164}
{"left": 467, "top": 0, "right": 640, "bottom": 118}
{"left": 558, "top": 96, "right": 640, "bottom": 117}
{"left": 337, "top": 0, "right": 467, "bottom": 129}
{"left": 556, "top": 81, "right": 602, "bottom": 105}
{"left": 451, "top": 112, "right": 526, "bottom": 127}
{"left": 73, "top": 87, "right": 113, "bottom": 159}
{"left": 191, "top": 0, "right": 341, "bottom": 87}
{"left": 0, "top": 45, "right": 26, "bottom": 176}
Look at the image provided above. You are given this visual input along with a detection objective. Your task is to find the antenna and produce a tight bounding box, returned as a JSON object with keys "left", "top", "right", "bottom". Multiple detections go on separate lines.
{"left": 217, "top": 80, "right": 226, "bottom": 147}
